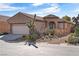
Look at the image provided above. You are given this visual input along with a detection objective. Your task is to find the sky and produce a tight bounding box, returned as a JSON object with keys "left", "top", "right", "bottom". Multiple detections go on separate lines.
{"left": 0, "top": 3, "right": 79, "bottom": 18}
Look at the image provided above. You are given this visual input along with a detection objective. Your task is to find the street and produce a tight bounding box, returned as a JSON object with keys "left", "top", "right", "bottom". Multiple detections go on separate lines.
{"left": 0, "top": 40, "right": 79, "bottom": 56}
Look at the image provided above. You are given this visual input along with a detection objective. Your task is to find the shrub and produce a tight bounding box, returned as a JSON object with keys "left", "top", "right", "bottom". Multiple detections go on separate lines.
{"left": 75, "top": 26, "right": 79, "bottom": 37}
{"left": 0, "top": 32, "right": 8, "bottom": 35}
{"left": 67, "top": 33, "right": 75, "bottom": 44}
{"left": 66, "top": 33, "right": 79, "bottom": 44}
{"left": 3, "top": 32, "right": 8, "bottom": 35}
{"left": 31, "top": 31, "right": 40, "bottom": 39}
{"left": 0, "top": 32, "right": 3, "bottom": 35}
{"left": 23, "top": 35, "right": 34, "bottom": 41}
{"left": 23, "top": 31, "right": 40, "bottom": 42}
{"left": 44, "top": 29, "right": 55, "bottom": 36}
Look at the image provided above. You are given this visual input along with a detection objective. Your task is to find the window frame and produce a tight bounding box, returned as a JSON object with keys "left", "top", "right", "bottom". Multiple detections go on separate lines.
{"left": 58, "top": 22, "right": 65, "bottom": 29}
{"left": 49, "top": 22, "right": 56, "bottom": 29}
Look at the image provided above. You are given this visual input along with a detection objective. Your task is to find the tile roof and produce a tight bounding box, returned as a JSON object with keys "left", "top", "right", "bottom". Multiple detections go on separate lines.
{"left": 20, "top": 12, "right": 44, "bottom": 21}
{"left": 43, "top": 14, "right": 59, "bottom": 19}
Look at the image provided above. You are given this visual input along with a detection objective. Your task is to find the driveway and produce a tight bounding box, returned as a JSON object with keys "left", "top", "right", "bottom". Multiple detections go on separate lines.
{"left": 0, "top": 34, "right": 23, "bottom": 41}
{"left": 0, "top": 40, "right": 79, "bottom": 56}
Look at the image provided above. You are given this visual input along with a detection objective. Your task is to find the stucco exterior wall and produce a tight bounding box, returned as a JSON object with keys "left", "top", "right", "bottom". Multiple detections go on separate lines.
{"left": 34, "top": 21, "right": 45, "bottom": 33}
{"left": 8, "top": 13, "right": 31, "bottom": 24}
{"left": 0, "top": 21, "right": 10, "bottom": 33}
{"left": 44, "top": 18, "right": 73, "bottom": 36}
{"left": 55, "top": 22, "right": 73, "bottom": 36}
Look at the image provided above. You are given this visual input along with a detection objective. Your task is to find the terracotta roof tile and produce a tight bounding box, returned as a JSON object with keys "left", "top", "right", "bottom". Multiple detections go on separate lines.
{"left": 20, "top": 12, "right": 44, "bottom": 21}
{"left": 43, "top": 14, "right": 59, "bottom": 19}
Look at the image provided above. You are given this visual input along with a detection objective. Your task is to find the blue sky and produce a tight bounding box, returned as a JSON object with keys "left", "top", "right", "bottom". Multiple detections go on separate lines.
{"left": 0, "top": 3, "right": 79, "bottom": 18}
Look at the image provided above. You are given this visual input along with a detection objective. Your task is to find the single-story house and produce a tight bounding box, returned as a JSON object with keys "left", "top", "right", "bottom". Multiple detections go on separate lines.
{"left": 7, "top": 12, "right": 45, "bottom": 34}
{"left": 7, "top": 12, "right": 74, "bottom": 36}
{"left": 0, "top": 15, "right": 10, "bottom": 33}
{"left": 43, "top": 14, "right": 74, "bottom": 36}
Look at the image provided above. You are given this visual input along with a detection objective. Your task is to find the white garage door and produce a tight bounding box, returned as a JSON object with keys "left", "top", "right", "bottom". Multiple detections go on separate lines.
{"left": 12, "top": 24, "right": 29, "bottom": 34}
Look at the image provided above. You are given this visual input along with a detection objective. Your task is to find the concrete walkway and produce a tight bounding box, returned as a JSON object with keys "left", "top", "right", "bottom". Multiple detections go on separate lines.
{"left": 0, "top": 40, "right": 79, "bottom": 56}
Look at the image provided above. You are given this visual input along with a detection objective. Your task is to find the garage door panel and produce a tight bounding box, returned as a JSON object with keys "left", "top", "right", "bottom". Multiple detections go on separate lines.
{"left": 12, "top": 24, "right": 29, "bottom": 34}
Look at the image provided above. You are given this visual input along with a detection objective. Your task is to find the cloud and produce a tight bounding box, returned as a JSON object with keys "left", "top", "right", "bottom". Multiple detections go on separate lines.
{"left": 75, "top": 9, "right": 79, "bottom": 12}
{"left": 32, "top": 3, "right": 45, "bottom": 6}
{"left": 30, "top": 3, "right": 60, "bottom": 16}
{"left": 43, "top": 6, "right": 60, "bottom": 14}
{"left": 0, "top": 3, "right": 26, "bottom": 11}
{"left": 44, "top": 3, "right": 60, "bottom": 14}
{"left": 0, "top": 3, "right": 60, "bottom": 16}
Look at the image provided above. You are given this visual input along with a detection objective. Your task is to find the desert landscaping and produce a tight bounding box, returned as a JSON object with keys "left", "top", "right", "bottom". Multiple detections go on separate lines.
{"left": 1, "top": 3, "right": 79, "bottom": 56}
{"left": 1, "top": 38, "right": 79, "bottom": 56}
{"left": 1, "top": 34, "right": 79, "bottom": 56}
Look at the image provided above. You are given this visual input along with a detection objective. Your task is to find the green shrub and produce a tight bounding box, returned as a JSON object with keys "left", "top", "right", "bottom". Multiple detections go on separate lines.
{"left": 66, "top": 33, "right": 79, "bottom": 44}
{"left": 67, "top": 33, "right": 75, "bottom": 44}
{"left": 44, "top": 29, "right": 55, "bottom": 36}
{"left": 75, "top": 26, "right": 79, "bottom": 37}
{"left": 23, "top": 35, "right": 34, "bottom": 41}
{"left": 23, "top": 31, "right": 40, "bottom": 42}
{"left": 31, "top": 31, "right": 40, "bottom": 39}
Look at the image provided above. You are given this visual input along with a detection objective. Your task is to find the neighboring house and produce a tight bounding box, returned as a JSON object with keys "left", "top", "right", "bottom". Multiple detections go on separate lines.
{"left": 7, "top": 12, "right": 74, "bottom": 36}
{"left": 0, "top": 15, "right": 10, "bottom": 33}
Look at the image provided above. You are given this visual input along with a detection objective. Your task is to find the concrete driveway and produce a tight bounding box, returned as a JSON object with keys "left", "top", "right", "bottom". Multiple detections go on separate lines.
{"left": 0, "top": 40, "right": 79, "bottom": 56}
{"left": 0, "top": 34, "right": 23, "bottom": 41}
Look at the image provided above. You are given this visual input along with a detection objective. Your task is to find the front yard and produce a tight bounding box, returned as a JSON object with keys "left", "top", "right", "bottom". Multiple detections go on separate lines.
{"left": 0, "top": 38, "right": 79, "bottom": 56}
{"left": 36, "top": 34, "right": 70, "bottom": 44}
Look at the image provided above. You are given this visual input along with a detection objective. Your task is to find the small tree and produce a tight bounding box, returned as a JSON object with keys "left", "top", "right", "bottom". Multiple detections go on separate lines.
{"left": 26, "top": 14, "right": 36, "bottom": 35}
{"left": 66, "top": 14, "right": 79, "bottom": 45}
{"left": 72, "top": 14, "right": 79, "bottom": 34}
{"left": 62, "top": 15, "right": 71, "bottom": 21}
{"left": 62, "top": 16, "right": 71, "bottom": 21}
{"left": 25, "top": 14, "right": 39, "bottom": 47}
{"left": 25, "top": 14, "right": 36, "bottom": 41}
{"left": 72, "top": 14, "right": 79, "bottom": 26}
{"left": 75, "top": 26, "right": 79, "bottom": 37}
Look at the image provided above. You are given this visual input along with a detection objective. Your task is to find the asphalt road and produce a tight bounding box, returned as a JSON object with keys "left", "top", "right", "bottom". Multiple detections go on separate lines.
{"left": 0, "top": 40, "right": 79, "bottom": 56}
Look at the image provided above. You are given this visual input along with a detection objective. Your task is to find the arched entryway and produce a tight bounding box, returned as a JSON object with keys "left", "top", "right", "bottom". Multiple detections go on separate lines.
{"left": 49, "top": 22, "right": 56, "bottom": 29}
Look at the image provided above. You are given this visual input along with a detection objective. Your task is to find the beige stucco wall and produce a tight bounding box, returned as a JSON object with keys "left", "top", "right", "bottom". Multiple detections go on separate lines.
{"left": 34, "top": 21, "right": 45, "bottom": 33}
{"left": 44, "top": 18, "right": 59, "bottom": 29}
{"left": 55, "top": 22, "right": 73, "bottom": 36}
{"left": 8, "top": 13, "right": 31, "bottom": 24}
{"left": 0, "top": 21, "right": 10, "bottom": 33}
{"left": 44, "top": 18, "right": 74, "bottom": 36}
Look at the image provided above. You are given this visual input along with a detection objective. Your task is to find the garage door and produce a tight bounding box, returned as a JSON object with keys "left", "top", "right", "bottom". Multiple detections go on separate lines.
{"left": 12, "top": 24, "right": 29, "bottom": 34}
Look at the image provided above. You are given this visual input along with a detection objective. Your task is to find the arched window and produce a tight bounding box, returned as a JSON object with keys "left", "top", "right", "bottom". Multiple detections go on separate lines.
{"left": 49, "top": 22, "right": 56, "bottom": 29}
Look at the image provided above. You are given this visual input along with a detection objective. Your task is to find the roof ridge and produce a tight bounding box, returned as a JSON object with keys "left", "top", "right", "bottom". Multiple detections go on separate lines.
{"left": 18, "top": 12, "right": 44, "bottom": 21}
{"left": 0, "top": 15, "right": 10, "bottom": 21}
{"left": 44, "top": 14, "right": 59, "bottom": 18}
{"left": 0, "top": 15, "right": 10, "bottom": 17}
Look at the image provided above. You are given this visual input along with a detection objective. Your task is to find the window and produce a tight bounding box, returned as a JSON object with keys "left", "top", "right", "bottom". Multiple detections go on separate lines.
{"left": 49, "top": 22, "right": 55, "bottom": 29}
{"left": 58, "top": 22, "right": 64, "bottom": 29}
